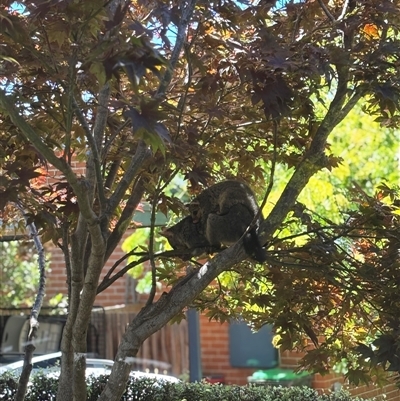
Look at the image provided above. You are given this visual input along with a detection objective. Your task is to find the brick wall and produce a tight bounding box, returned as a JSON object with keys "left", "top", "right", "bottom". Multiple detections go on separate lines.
{"left": 45, "top": 230, "right": 135, "bottom": 307}
{"left": 199, "top": 321, "right": 399, "bottom": 399}
{"left": 200, "top": 314, "right": 254, "bottom": 385}
{"left": 43, "top": 161, "right": 143, "bottom": 307}
{"left": 349, "top": 383, "right": 399, "bottom": 400}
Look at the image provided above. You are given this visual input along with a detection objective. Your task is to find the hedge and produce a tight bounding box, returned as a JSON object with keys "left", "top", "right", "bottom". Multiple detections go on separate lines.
{"left": 0, "top": 372, "right": 376, "bottom": 401}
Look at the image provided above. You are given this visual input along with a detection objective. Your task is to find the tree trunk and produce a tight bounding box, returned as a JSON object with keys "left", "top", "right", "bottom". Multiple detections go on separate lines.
{"left": 98, "top": 247, "right": 240, "bottom": 401}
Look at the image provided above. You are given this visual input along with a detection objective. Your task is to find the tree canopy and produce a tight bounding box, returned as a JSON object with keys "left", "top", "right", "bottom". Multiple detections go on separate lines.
{"left": 0, "top": 0, "right": 399, "bottom": 400}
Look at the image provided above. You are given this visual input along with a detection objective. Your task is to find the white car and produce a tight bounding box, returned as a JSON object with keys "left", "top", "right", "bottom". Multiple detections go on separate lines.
{"left": 0, "top": 352, "right": 179, "bottom": 383}
{"left": 0, "top": 352, "right": 112, "bottom": 377}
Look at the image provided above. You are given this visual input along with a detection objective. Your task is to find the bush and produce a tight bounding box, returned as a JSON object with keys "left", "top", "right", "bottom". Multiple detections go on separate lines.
{"left": 0, "top": 373, "right": 376, "bottom": 401}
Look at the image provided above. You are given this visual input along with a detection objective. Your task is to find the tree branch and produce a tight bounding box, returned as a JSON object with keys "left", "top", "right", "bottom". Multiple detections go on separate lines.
{"left": 14, "top": 204, "right": 47, "bottom": 401}
{"left": 317, "top": 0, "right": 335, "bottom": 22}
{"left": 259, "top": 119, "right": 278, "bottom": 214}
{"left": 105, "top": 178, "right": 146, "bottom": 261}
{"left": 72, "top": 97, "right": 92, "bottom": 138}
{"left": 105, "top": 141, "right": 151, "bottom": 221}
{"left": 82, "top": 85, "right": 109, "bottom": 213}
{"left": 334, "top": 88, "right": 365, "bottom": 126}
{"left": 97, "top": 253, "right": 149, "bottom": 294}
{"left": 316, "top": 0, "right": 352, "bottom": 24}
{"left": 98, "top": 242, "right": 243, "bottom": 401}
{"left": 59, "top": 223, "right": 72, "bottom": 301}
{"left": 337, "top": 0, "right": 350, "bottom": 22}
{"left": 258, "top": 54, "right": 355, "bottom": 244}
{"left": 145, "top": 181, "right": 161, "bottom": 306}
{"left": 156, "top": 0, "right": 197, "bottom": 98}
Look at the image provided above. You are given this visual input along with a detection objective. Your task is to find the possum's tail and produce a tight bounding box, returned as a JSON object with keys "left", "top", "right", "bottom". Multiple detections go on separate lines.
{"left": 243, "top": 228, "right": 267, "bottom": 263}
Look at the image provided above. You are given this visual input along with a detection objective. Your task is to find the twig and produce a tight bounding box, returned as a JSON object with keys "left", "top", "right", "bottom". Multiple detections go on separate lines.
{"left": 97, "top": 248, "right": 200, "bottom": 293}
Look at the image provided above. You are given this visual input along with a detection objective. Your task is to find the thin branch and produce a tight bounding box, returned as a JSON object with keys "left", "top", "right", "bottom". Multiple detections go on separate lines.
{"left": 72, "top": 97, "right": 92, "bottom": 138}
{"left": 0, "top": 89, "right": 67, "bottom": 174}
{"left": 98, "top": 248, "right": 198, "bottom": 293}
{"left": 102, "top": 123, "right": 130, "bottom": 194}
{"left": 63, "top": 49, "right": 78, "bottom": 164}
{"left": 156, "top": 0, "right": 197, "bottom": 98}
{"left": 146, "top": 180, "right": 162, "bottom": 306}
{"left": 173, "top": 25, "right": 199, "bottom": 140}
{"left": 0, "top": 89, "right": 100, "bottom": 225}
{"left": 104, "top": 158, "right": 123, "bottom": 192}
{"left": 259, "top": 51, "right": 355, "bottom": 243}
{"left": 84, "top": 86, "right": 109, "bottom": 213}
{"left": 193, "top": 275, "right": 223, "bottom": 305}
{"left": 333, "top": 88, "right": 365, "bottom": 126}
{"left": 59, "top": 222, "right": 72, "bottom": 302}
{"left": 337, "top": 0, "right": 350, "bottom": 22}
{"left": 259, "top": 119, "right": 278, "bottom": 214}
{"left": 271, "top": 224, "right": 346, "bottom": 245}
{"left": 101, "top": 248, "right": 140, "bottom": 284}
{"left": 105, "top": 141, "right": 151, "bottom": 221}
{"left": 14, "top": 203, "right": 47, "bottom": 401}
{"left": 105, "top": 178, "right": 146, "bottom": 262}
{"left": 290, "top": 4, "right": 304, "bottom": 44}
{"left": 108, "top": 237, "right": 223, "bottom": 291}
{"left": 97, "top": 254, "right": 149, "bottom": 294}
{"left": 317, "top": 0, "right": 336, "bottom": 22}
{"left": 102, "top": 119, "right": 130, "bottom": 160}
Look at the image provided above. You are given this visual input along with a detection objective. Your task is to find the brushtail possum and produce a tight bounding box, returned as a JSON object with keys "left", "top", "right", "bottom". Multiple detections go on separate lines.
{"left": 205, "top": 202, "right": 267, "bottom": 263}
{"left": 188, "top": 180, "right": 266, "bottom": 262}
{"left": 164, "top": 180, "right": 266, "bottom": 263}
{"left": 160, "top": 216, "right": 217, "bottom": 260}
{"left": 188, "top": 180, "right": 259, "bottom": 227}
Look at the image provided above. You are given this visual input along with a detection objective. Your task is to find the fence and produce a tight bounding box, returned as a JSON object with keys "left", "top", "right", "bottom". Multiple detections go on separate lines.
{"left": 1, "top": 305, "right": 189, "bottom": 378}
{"left": 102, "top": 306, "right": 189, "bottom": 377}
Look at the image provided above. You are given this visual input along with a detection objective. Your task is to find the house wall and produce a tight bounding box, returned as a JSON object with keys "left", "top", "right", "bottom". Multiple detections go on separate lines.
{"left": 200, "top": 321, "right": 399, "bottom": 400}
{"left": 43, "top": 163, "right": 137, "bottom": 306}
{"left": 45, "top": 230, "right": 136, "bottom": 307}
{"left": 200, "top": 314, "right": 253, "bottom": 385}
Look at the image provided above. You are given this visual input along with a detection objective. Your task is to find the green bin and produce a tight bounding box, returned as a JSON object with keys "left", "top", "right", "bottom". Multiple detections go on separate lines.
{"left": 248, "top": 368, "right": 312, "bottom": 387}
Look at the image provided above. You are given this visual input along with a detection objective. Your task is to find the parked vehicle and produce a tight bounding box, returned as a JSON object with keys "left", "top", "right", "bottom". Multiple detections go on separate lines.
{"left": 0, "top": 352, "right": 179, "bottom": 383}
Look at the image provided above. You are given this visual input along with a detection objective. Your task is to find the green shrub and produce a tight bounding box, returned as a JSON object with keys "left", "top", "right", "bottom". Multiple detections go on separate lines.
{"left": 0, "top": 373, "right": 377, "bottom": 401}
